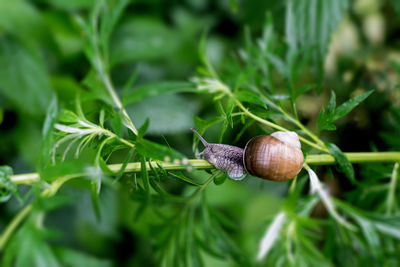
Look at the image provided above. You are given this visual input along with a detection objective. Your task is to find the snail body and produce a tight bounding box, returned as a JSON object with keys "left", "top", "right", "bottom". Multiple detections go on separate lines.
{"left": 191, "top": 128, "right": 304, "bottom": 181}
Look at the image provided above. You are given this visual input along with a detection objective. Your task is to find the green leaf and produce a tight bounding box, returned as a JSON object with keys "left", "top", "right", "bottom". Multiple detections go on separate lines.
{"left": 90, "top": 181, "right": 101, "bottom": 221}
{"left": 0, "top": 166, "right": 20, "bottom": 203}
{"left": 0, "top": 0, "right": 51, "bottom": 46}
{"left": 0, "top": 37, "right": 52, "bottom": 115}
{"left": 137, "top": 118, "right": 150, "bottom": 140}
{"left": 59, "top": 110, "right": 79, "bottom": 123}
{"left": 213, "top": 172, "right": 227, "bottom": 185}
{"left": 123, "top": 81, "right": 195, "bottom": 105}
{"left": 234, "top": 90, "right": 266, "bottom": 108}
{"left": 39, "top": 96, "right": 58, "bottom": 170}
{"left": 332, "top": 90, "right": 373, "bottom": 121}
{"left": 318, "top": 90, "right": 373, "bottom": 133}
{"left": 127, "top": 94, "right": 199, "bottom": 135}
{"left": 54, "top": 247, "right": 111, "bottom": 267}
{"left": 327, "top": 143, "right": 355, "bottom": 183}
{"left": 285, "top": 0, "right": 350, "bottom": 77}
{"left": 110, "top": 17, "right": 182, "bottom": 65}
{"left": 3, "top": 215, "right": 61, "bottom": 267}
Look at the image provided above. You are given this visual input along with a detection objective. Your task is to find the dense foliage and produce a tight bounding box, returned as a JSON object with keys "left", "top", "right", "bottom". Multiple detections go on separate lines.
{"left": 1, "top": 0, "right": 400, "bottom": 266}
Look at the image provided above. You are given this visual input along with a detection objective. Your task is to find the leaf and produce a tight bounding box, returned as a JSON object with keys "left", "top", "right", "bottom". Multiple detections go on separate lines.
{"left": 110, "top": 17, "right": 182, "bottom": 65}
{"left": 127, "top": 94, "right": 199, "bottom": 135}
{"left": 0, "top": 166, "right": 21, "bottom": 203}
{"left": 123, "top": 81, "right": 195, "bottom": 105}
{"left": 327, "top": 143, "right": 355, "bottom": 183}
{"left": 3, "top": 215, "right": 61, "bottom": 267}
{"left": 0, "top": 0, "right": 51, "bottom": 46}
{"left": 234, "top": 90, "right": 266, "bottom": 108}
{"left": 54, "top": 247, "right": 111, "bottom": 267}
{"left": 137, "top": 118, "right": 150, "bottom": 140}
{"left": 332, "top": 90, "right": 373, "bottom": 121}
{"left": 90, "top": 181, "right": 101, "bottom": 221}
{"left": 59, "top": 110, "right": 79, "bottom": 123}
{"left": 0, "top": 37, "right": 52, "bottom": 115}
{"left": 39, "top": 96, "right": 58, "bottom": 170}
{"left": 285, "top": 0, "right": 350, "bottom": 77}
{"left": 318, "top": 90, "right": 373, "bottom": 132}
{"left": 213, "top": 172, "right": 227, "bottom": 185}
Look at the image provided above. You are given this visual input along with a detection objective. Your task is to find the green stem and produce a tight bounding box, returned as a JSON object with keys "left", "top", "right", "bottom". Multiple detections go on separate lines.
{"left": 279, "top": 107, "right": 327, "bottom": 150}
{"left": 235, "top": 99, "right": 328, "bottom": 152}
{"left": 0, "top": 175, "right": 79, "bottom": 250}
{"left": 386, "top": 162, "right": 399, "bottom": 215}
{"left": 0, "top": 204, "right": 32, "bottom": 250}
{"left": 8, "top": 152, "right": 400, "bottom": 186}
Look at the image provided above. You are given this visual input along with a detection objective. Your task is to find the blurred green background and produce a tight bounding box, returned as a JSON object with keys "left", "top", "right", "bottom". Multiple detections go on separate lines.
{"left": 1, "top": 0, "right": 400, "bottom": 266}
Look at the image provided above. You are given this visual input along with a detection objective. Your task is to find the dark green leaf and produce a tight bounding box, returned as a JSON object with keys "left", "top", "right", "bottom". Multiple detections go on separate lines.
{"left": 332, "top": 90, "right": 373, "bottom": 121}
{"left": 327, "top": 143, "right": 355, "bottom": 183}
{"left": 0, "top": 166, "right": 20, "bottom": 203}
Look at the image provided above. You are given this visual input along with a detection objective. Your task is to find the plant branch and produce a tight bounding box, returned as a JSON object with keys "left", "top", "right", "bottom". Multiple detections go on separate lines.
{"left": 234, "top": 99, "right": 329, "bottom": 152}
{"left": 8, "top": 152, "right": 400, "bottom": 186}
{"left": 0, "top": 175, "right": 79, "bottom": 250}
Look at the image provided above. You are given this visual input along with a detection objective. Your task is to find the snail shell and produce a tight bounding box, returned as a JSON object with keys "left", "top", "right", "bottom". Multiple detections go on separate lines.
{"left": 243, "top": 132, "right": 304, "bottom": 181}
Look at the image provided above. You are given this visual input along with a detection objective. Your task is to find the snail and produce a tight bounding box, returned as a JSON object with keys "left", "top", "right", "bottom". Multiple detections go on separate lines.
{"left": 191, "top": 128, "right": 304, "bottom": 181}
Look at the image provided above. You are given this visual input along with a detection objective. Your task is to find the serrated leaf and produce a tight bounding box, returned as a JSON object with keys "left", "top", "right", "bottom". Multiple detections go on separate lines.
{"left": 327, "top": 143, "right": 355, "bottom": 183}
{"left": 234, "top": 90, "right": 266, "bottom": 108}
{"left": 332, "top": 90, "right": 373, "bottom": 121}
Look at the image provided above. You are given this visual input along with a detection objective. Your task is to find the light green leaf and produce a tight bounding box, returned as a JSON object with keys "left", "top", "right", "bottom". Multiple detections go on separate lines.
{"left": 110, "top": 17, "right": 182, "bottom": 65}
{"left": 0, "top": 38, "right": 52, "bottom": 115}
{"left": 54, "top": 247, "right": 111, "bottom": 267}
{"left": 234, "top": 90, "right": 266, "bottom": 108}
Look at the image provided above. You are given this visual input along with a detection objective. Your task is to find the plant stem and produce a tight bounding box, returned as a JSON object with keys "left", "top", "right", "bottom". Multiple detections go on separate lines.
{"left": 0, "top": 205, "right": 31, "bottom": 250}
{"left": 8, "top": 152, "right": 400, "bottom": 186}
{"left": 234, "top": 99, "right": 329, "bottom": 152}
{"left": 386, "top": 162, "right": 399, "bottom": 215}
{"left": 0, "top": 175, "right": 79, "bottom": 250}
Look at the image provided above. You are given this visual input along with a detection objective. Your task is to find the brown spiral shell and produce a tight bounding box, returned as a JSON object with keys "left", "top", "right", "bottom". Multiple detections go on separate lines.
{"left": 243, "top": 132, "right": 304, "bottom": 181}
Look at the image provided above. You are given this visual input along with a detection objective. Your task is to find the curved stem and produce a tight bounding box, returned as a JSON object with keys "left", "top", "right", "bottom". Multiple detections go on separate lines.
{"left": 0, "top": 175, "right": 79, "bottom": 250}
{"left": 234, "top": 100, "right": 329, "bottom": 152}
